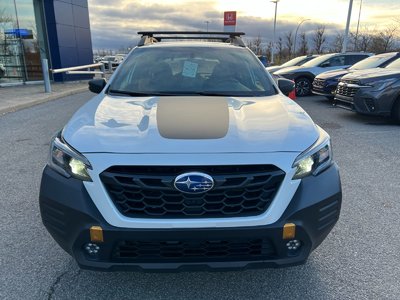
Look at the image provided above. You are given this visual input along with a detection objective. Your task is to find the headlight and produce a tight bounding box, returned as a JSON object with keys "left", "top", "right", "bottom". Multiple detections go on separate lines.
{"left": 366, "top": 78, "right": 397, "bottom": 91}
{"left": 49, "top": 133, "right": 92, "bottom": 181}
{"left": 292, "top": 127, "right": 332, "bottom": 180}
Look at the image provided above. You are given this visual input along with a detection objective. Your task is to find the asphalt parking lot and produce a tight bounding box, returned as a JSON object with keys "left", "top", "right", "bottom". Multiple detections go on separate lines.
{"left": 0, "top": 92, "right": 399, "bottom": 300}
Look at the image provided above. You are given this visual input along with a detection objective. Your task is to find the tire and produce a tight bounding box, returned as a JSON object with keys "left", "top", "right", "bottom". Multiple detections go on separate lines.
{"left": 391, "top": 98, "right": 400, "bottom": 123}
{"left": 295, "top": 77, "right": 312, "bottom": 97}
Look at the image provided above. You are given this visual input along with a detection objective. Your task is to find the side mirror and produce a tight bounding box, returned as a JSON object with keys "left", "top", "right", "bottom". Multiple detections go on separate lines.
{"left": 277, "top": 78, "right": 295, "bottom": 96}
{"left": 88, "top": 78, "right": 107, "bottom": 94}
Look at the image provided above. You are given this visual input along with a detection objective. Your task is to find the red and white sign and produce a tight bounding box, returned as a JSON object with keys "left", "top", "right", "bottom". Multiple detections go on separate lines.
{"left": 224, "top": 11, "right": 237, "bottom": 26}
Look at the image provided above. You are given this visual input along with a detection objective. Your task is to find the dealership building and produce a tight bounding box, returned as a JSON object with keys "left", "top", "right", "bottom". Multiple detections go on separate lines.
{"left": 0, "top": 0, "right": 93, "bottom": 85}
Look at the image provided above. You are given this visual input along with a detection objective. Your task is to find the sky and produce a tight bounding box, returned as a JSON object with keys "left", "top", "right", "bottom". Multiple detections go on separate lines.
{"left": 87, "top": 0, "right": 400, "bottom": 50}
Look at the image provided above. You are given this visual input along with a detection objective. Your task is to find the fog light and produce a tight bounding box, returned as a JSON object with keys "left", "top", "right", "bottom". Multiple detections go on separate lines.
{"left": 364, "top": 98, "right": 375, "bottom": 112}
{"left": 286, "top": 239, "right": 301, "bottom": 251}
{"left": 84, "top": 243, "right": 100, "bottom": 255}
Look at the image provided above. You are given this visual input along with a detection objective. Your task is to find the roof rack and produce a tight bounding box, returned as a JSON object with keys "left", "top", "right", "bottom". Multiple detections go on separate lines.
{"left": 137, "top": 31, "right": 246, "bottom": 47}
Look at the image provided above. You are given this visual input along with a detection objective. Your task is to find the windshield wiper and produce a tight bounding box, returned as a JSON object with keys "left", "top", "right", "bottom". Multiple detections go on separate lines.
{"left": 108, "top": 89, "right": 174, "bottom": 96}
{"left": 198, "top": 91, "right": 265, "bottom": 97}
{"left": 154, "top": 91, "right": 233, "bottom": 96}
{"left": 108, "top": 89, "right": 262, "bottom": 97}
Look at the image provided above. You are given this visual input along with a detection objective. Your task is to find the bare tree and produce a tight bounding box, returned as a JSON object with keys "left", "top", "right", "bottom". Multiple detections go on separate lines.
{"left": 357, "top": 32, "right": 373, "bottom": 52}
{"left": 369, "top": 25, "right": 398, "bottom": 53}
{"left": 298, "top": 32, "right": 308, "bottom": 55}
{"left": 331, "top": 32, "right": 344, "bottom": 52}
{"left": 284, "top": 31, "right": 294, "bottom": 58}
{"left": 0, "top": 8, "right": 12, "bottom": 25}
{"left": 265, "top": 41, "right": 273, "bottom": 61}
{"left": 313, "top": 26, "right": 326, "bottom": 54}
{"left": 381, "top": 25, "right": 397, "bottom": 52}
{"left": 277, "top": 36, "right": 284, "bottom": 63}
{"left": 253, "top": 35, "right": 263, "bottom": 55}
{"left": 0, "top": 9, "right": 14, "bottom": 55}
{"left": 247, "top": 35, "right": 263, "bottom": 55}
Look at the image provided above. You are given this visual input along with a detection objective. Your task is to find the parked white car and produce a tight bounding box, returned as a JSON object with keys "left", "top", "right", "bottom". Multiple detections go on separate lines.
{"left": 39, "top": 31, "right": 342, "bottom": 271}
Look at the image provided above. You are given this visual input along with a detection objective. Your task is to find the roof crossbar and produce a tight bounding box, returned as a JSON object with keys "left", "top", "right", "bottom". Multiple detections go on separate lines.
{"left": 137, "top": 31, "right": 246, "bottom": 47}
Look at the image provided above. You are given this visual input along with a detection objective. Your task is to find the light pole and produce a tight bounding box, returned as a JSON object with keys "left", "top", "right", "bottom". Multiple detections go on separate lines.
{"left": 205, "top": 21, "right": 210, "bottom": 32}
{"left": 342, "top": 0, "right": 354, "bottom": 53}
{"left": 293, "top": 19, "right": 310, "bottom": 57}
{"left": 270, "top": 0, "right": 279, "bottom": 65}
{"left": 354, "top": 0, "right": 363, "bottom": 51}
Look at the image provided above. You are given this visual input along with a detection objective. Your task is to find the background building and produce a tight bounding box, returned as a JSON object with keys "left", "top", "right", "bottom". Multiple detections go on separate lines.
{"left": 0, "top": 0, "right": 93, "bottom": 85}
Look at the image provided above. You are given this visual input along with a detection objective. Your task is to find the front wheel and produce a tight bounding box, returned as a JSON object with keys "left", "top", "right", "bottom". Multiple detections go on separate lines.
{"left": 295, "top": 77, "right": 312, "bottom": 97}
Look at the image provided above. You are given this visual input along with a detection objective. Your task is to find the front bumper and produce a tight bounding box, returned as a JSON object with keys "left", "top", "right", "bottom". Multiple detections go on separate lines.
{"left": 312, "top": 84, "right": 337, "bottom": 97}
{"left": 334, "top": 88, "right": 396, "bottom": 116}
{"left": 39, "top": 164, "right": 342, "bottom": 271}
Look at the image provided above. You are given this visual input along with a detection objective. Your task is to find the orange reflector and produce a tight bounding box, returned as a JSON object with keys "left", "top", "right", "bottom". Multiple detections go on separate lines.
{"left": 90, "top": 226, "right": 104, "bottom": 243}
{"left": 283, "top": 223, "right": 296, "bottom": 240}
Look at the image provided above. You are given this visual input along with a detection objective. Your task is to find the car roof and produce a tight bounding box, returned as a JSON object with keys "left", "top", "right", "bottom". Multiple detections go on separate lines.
{"left": 318, "top": 52, "right": 373, "bottom": 58}
{"left": 373, "top": 52, "right": 400, "bottom": 57}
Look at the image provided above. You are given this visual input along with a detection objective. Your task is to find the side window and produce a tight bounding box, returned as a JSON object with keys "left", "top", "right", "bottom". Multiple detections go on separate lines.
{"left": 345, "top": 55, "right": 369, "bottom": 65}
{"left": 329, "top": 55, "right": 346, "bottom": 67}
{"left": 320, "top": 56, "right": 345, "bottom": 67}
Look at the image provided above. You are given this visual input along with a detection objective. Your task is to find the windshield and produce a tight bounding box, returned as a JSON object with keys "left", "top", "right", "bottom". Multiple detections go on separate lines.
{"left": 385, "top": 57, "right": 400, "bottom": 70}
{"left": 108, "top": 46, "right": 277, "bottom": 97}
{"left": 302, "top": 54, "right": 335, "bottom": 67}
{"left": 281, "top": 56, "right": 309, "bottom": 67}
{"left": 350, "top": 54, "right": 396, "bottom": 70}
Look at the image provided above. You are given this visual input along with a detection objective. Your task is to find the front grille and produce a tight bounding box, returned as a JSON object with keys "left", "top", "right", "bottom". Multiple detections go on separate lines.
{"left": 336, "top": 84, "right": 359, "bottom": 99}
{"left": 100, "top": 165, "right": 285, "bottom": 218}
{"left": 342, "top": 79, "right": 360, "bottom": 85}
{"left": 112, "top": 238, "right": 276, "bottom": 262}
{"left": 313, "top": 78, "right": 325, "bottom": 88}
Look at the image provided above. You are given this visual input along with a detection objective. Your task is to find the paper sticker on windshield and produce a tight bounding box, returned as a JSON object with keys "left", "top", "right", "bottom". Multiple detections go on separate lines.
{"left": 182, "top": 61, "right": 198, "bottom": 78}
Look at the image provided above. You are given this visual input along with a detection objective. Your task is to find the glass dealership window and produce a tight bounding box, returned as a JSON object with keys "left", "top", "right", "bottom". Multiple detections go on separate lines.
{"left": 0, "top": 0, "right": 22, "bottom": 83}
{"left": 0, "top": 0, "right": 44, "bottom": 84}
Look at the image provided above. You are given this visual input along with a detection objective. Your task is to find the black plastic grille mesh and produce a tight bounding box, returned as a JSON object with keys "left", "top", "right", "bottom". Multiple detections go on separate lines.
{"left": 313, "top": 78, "right": 325, "bottom": 88}
{"left": 336, "top": 84, "right": 359, "bottom": 98}
{"left": 100, "top": 165, "right": 285, "bottom": 218}
{"left": 112, "top": 238, "right": 276, "bottom": 262}
{"left": 336, "top": 79, "right": 361, "bottom": 98}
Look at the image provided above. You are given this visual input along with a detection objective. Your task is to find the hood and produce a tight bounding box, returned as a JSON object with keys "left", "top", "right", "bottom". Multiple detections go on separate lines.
{"left": 62, "top": 95, "right": 319, "bottom": 154}
{"left": 342, "top": 68, "right": 400, "bottom": 82}
{"left": 274, "top": 66, "right": 302, "bottom": 75}
{"left": 266, "top": 66, "right": 283, "bottom": 73}
{"left": 316, "top": 69, "right": 349, "bottom": 80}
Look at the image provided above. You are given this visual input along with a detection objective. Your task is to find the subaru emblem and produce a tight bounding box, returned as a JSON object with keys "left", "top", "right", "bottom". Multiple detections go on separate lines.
{"left": 174, "top": 172, "right": 214, "bottom": 194}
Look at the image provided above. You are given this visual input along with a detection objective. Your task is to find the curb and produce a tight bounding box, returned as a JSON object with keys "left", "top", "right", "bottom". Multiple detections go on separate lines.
{"left": 0, "top": 86, "right": 88, "bottom": 116}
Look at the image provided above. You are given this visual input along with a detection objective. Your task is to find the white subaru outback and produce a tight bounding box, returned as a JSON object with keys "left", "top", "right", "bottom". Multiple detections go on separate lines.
{"left": 39, "top": 32, "right": 342, "bottom": 271}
